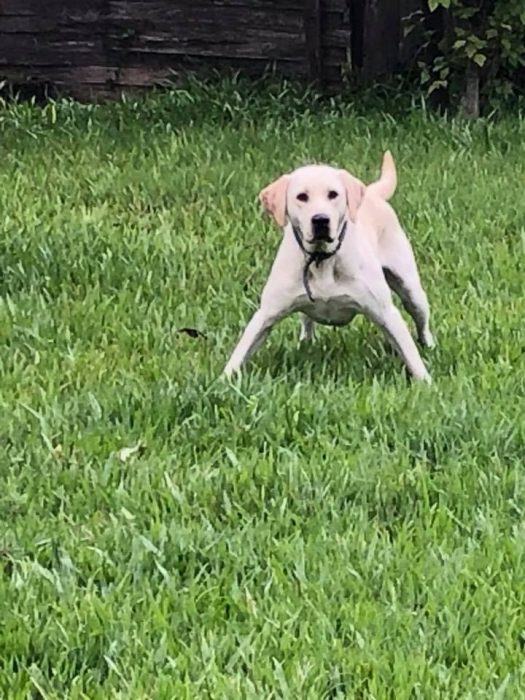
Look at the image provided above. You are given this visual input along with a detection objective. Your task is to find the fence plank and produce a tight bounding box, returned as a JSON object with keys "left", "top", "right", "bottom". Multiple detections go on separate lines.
{"left": 304, "top": 0, "right": 322, "bottom": 84}
{"left": 362, "top": 0, "right": 402, "bottom": 77}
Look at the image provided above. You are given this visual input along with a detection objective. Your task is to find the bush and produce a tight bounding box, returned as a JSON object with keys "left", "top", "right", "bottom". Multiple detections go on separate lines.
{"left": 406, "top": 0, "right": 525, "bottom": 115}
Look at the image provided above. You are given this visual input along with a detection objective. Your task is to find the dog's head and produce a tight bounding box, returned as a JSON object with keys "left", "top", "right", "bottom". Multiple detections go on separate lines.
{"left": 259, "top": 165, "right": 365, "bottom": 247}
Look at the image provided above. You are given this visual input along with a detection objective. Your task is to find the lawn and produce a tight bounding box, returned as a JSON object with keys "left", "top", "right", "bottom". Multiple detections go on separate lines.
{"left": 1, "top": 79, "right": 524, "bottom": 699}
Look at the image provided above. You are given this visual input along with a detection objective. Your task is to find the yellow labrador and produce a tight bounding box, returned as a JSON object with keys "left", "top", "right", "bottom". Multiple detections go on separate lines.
{"left": 224, "top": 152, "right": 434, "bottom": 382}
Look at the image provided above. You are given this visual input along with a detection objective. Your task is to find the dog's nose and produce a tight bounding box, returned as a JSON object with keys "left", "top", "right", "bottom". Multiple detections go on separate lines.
{"left": 311, "top": 214, "right": 331, "bottom": 239}
{"left": 311, "top": 214, "right": 330, "bottom": 228}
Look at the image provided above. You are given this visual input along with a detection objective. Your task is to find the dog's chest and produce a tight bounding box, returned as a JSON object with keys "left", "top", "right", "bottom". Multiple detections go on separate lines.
{"left": 303, "top": 297, "right": 359, "bottom": 325}
{"left": 297, "top": 260, "right": 359, "bottom": 326}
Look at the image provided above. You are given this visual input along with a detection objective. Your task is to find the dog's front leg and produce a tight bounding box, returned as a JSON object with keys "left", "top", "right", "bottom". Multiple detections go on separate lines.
{"left": 367, "top": 304, "right": 431, "bottom": 383}
{"left": 224, "top": 307, "right": 282, "bottom": 378}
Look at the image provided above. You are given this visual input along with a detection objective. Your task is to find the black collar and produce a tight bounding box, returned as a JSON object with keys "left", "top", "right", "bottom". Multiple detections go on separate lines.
{"left": 290, "top": 220, "right": 347, "bottom": 302}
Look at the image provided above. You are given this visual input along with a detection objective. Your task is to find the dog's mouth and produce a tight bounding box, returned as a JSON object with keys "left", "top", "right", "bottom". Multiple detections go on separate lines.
{"left": 307, "top": 233, "right": 333, "bottom": 246}
{"left": 291, "top": 218, "right": 336, "bottom": 251}
{"left": 309, "top": 221, "right": 333, "bottom": 245}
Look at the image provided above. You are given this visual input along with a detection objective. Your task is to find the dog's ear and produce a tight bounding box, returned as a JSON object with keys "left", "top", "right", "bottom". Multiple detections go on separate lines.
{"left": 259, "top": 174, "right": 290, "bottom": 228}
{"left": 338, "top": 170, "right": 366, "bottom": 222}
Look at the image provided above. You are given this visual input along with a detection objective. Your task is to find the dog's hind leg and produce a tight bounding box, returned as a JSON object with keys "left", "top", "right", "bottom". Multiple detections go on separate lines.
{"left": 367, "top": 304, "right": 431, "bottom": 383}
{"left": 299, "top": 314, "right": 315, "bottom": 342}
{"left": 383, "top": 265, "right": 434, "bottom": 348}
{"left": 380, "top": 224, "right": 434, "bottom": 349}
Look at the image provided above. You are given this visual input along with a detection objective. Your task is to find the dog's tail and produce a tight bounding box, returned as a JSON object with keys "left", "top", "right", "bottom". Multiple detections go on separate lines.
{"left": 366, "top": 150, "right": 397, "bottom": 201}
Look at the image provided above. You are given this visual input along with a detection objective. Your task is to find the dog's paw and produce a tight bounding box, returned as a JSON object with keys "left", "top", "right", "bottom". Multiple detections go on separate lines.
{"left": 298, "top": 318, "right": 315, "bottom": 343}
{"left": 223, "top": 364, "right": 239, "bottom": 380}
{"left": 420, "top": 329, "right": 435, "bottom": 349}
{"left": 416, "top": 369, "right": 432, "bottom": 384}
{"left": 299, "top": 330, "right": 315, "bottom": 343}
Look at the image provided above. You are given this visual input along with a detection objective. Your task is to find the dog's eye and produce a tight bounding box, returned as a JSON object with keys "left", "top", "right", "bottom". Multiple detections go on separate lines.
{"left": 328, "top": 190, "right": 339, "bottom": 200}
{"left": 297, "top": 193, "right": 309, "bottom": 203}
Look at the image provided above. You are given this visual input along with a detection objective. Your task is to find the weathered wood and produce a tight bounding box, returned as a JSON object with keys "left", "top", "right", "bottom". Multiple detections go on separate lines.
{"left": 2, "top": 56, "right": 310, "bottom": 101}
{"left": 361, "top": 0, "right": 402, "bottom": 77}
{"left": 0, "top": 0, "right": 426, "bottom": 100}
{"left": 0, "top": 4, "right": 307, "bottom": 63}
{"left": 0, "top": 35, "right": 106, "bottom": 66}
{"left": 322, "top": 2, "right": 351, "bottom": 78}
{"left": 109, "top": 0, "right": 305, "bottom": 13}
{"left": 323, "top": 0, "right": 347, "bottom": 10}
{"left": 0, "top": 0, "right": 304, "bottom": 13}
{"left": 107, "top": 6, "right": 304, "bottom": 34}
{"left": 304, "top": 0, "right": 322, "bottom": 83}
{"left": 0, "top": 0, "right": 104, "bottom": 13}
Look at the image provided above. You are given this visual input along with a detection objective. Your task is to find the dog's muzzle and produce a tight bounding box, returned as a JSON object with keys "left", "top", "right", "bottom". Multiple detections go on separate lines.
{"left": 311, "top": 214, "right": 332, "bottom": 242}
{"left": 290, "top": 218, "right": 347, "bottom": 302}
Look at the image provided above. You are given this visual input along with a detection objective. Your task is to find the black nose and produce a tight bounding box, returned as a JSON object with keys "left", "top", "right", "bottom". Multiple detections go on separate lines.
{"left": 312, "top": 214, "right": 330, "bottom": 227}
{"left": 311, "top": 214, "right": 330, "bottom": 239}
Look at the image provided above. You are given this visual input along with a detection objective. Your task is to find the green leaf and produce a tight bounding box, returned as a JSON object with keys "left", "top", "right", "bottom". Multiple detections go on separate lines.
{"left": 428, "top": 0, "right": 441, "bottom": 12}
{"left": 473, "top": 53, "right": 487, "bottom": 67}
{"left": 428, "top": 79, "right": 448, "bottom": 94}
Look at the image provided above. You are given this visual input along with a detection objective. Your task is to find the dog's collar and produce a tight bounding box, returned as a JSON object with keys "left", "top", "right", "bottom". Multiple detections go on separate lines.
{"left": 290, "top": 220, "right": 347, "bottom": 302}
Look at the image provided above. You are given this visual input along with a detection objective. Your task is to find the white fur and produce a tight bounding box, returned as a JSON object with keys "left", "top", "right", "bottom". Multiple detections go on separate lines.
{"left": 224, "top": 152, "right": 434, "bottom": 383}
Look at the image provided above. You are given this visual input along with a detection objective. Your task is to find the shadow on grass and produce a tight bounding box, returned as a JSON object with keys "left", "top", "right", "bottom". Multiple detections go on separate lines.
{"left": 256, "top": 324, "right": 404, "bottom": 385}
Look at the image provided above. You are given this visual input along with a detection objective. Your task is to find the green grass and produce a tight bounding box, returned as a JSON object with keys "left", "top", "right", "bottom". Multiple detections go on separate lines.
{"left": 1, "top": 78, "right": 525, "bottom": 698}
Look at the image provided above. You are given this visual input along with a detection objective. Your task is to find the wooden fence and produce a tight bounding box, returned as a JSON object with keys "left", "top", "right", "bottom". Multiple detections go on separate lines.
{"left": 0, "top": 0, "right": 423, "bottom": 101}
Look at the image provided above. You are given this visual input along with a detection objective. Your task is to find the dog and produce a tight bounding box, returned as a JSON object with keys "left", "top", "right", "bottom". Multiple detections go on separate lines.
{"left": 224, "top": 152, "right": 434, "bottom": 382}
